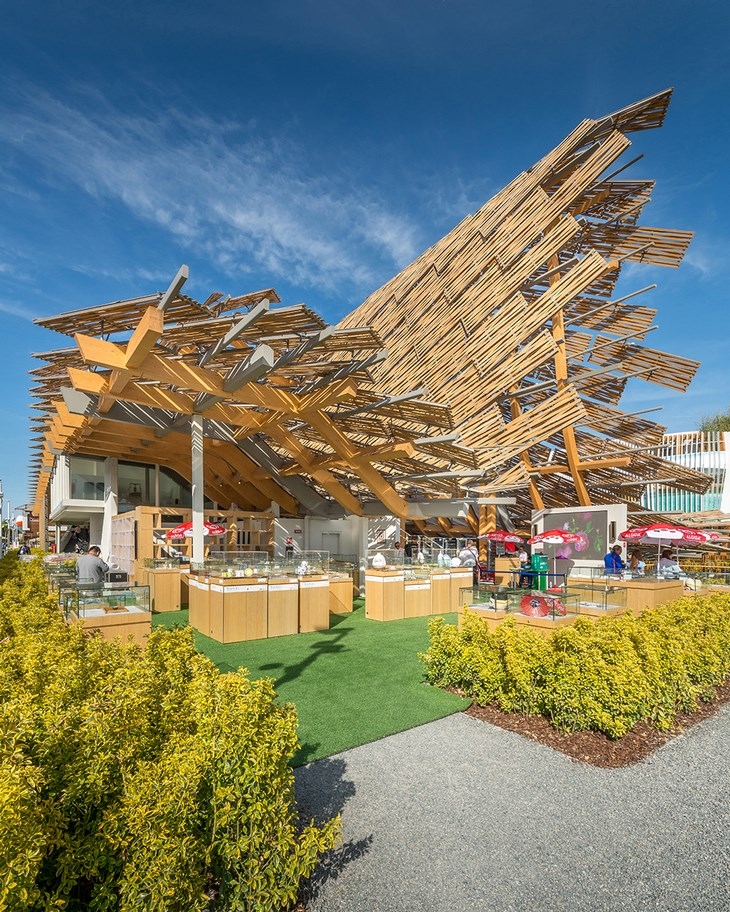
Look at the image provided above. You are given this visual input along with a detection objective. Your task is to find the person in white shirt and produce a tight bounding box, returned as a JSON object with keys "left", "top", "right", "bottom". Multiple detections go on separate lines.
{"left": 457, "top": 539, "right": 478, "bottom": 567}
{"left": 657, "top": 549, "right": 681, "bottom": 577}
{"left": 518, "top": 547, "right": 530, "bottom": 587}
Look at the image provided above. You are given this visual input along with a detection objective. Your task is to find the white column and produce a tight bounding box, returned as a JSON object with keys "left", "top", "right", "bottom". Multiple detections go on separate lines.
{"left": 100, "top": 457, "right": 118, "bottom": 558}
{"left": 357, "top": 515, "right": 369, "bottom": 597}
{"left": 191, "top": 415, "right": 205, "bottom": 565}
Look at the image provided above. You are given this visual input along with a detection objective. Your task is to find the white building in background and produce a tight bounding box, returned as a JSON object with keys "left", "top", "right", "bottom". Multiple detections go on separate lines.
{"left": 642, "top": 432, "right": 730, "bottom": 515}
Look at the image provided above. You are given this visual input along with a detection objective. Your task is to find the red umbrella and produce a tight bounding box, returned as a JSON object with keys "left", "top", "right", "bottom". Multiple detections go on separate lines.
{"left": 619, "top": 522, "right": 718, "bottom": 545}
{"left": 479, "top": 529, "right": 525, "bottom": 566}
{"left": 481, "top": 530, "right": 525, "bottom": 543}
{"left": 527, "top": 529, "right": 583, "bottom": 546}
{"left": 619, "top": 522, "right": 719, "bottom": 567}
{"left": 527, "top": 529, "right": 583, "bottom": 580}
{"left": 166, "top": 521, "right": 227, "bottom": 539}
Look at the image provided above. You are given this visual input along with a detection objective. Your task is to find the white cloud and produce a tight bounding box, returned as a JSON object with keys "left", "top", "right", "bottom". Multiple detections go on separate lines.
{"left": 0, "top": 299, "right": 38, "bottom": 321}
{"left": 0, "top": 87, "right": 424, "bottom": 298}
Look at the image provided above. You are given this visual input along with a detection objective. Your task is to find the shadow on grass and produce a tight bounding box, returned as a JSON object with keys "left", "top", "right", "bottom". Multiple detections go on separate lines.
{"left": 258, "top": 613, "right": 353, "bottom": 689}
{"left": 295, "top": 756, "right": 373, "bottom": 904}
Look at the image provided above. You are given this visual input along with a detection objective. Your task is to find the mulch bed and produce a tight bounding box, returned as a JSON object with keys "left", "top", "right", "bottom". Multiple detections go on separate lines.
{"left": 464, "top": 678, "right": 730, "bottom": 768}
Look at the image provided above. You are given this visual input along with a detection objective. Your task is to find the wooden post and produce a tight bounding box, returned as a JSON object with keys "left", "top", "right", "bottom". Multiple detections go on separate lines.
{"left": 478, "top": 504, "right": 496, "bottom": 562}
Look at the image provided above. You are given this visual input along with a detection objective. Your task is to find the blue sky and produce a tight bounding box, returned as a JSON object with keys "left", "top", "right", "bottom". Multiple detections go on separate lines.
{"left": 1, "top": 0, "right": 729, "bottom": 513}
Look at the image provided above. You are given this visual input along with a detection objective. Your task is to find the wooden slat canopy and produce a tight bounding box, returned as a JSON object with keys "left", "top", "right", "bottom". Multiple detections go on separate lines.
{"left": 336, "top": 87, "right": 709, "bottom": 523}
{"left": 29, "top": 88, "right": 711, "bottom": 532}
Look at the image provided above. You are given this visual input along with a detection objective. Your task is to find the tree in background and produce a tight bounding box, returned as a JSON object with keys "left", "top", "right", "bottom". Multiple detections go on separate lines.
{"left": 699, "top": 408, "right": 730, "bottom": 433}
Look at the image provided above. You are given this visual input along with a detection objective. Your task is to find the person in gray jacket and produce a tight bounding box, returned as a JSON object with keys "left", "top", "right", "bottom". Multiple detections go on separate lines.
{"left": 75, "top": 546, "right": 109, "bottom": 584}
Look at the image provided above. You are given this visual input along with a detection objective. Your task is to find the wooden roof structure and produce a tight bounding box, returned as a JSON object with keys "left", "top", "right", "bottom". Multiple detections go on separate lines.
{"left": 337, "top": 87, "right": 710, "bottom": 534}
{"left": 30, "top": 269, "right": 483, "bottom": 520}
{"left": 29, "top": 88, "right": 710, "bottom": 534}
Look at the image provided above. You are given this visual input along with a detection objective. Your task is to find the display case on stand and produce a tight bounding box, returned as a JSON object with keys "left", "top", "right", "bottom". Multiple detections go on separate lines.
{"left": 365, "top": 568, "right": 405, "bottom": 621}
{"left": 403, "top": 566, "right": 432, "bottom": 618}
{"left": 144, "top": 559, "right": 183, "bottom": 613}
{"left": 267, "top": 574, "right": 300, "bottom": 637}
{"left": 62, "top": 582, "right": 151, "bottom": 645}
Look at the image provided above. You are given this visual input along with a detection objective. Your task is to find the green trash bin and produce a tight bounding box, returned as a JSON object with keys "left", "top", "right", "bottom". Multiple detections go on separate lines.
{"left": 530, "top": 553, "right": 549, "bottom": 591}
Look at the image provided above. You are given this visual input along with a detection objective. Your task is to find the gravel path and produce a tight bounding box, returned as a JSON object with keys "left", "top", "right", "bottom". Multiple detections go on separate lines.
{"left": 295, "top": 706, "right": 730, "bottom": 911}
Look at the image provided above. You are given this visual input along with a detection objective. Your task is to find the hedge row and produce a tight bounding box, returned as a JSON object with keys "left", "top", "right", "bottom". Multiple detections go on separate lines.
{"left": 420, "top": 594, "right": 730, "bottom": 739}
{"left": 0, "top": 557, "right": 339, "bottom": 912}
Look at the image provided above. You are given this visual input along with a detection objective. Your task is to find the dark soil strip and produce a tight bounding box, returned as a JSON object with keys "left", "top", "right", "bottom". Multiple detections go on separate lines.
{"left": 465, "top": 678, "right": 730, "bottom": 768}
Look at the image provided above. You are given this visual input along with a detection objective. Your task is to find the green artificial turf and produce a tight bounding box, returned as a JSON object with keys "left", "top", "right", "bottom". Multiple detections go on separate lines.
{"left": 153, "top": 602, "right": 469, "bottom": 765}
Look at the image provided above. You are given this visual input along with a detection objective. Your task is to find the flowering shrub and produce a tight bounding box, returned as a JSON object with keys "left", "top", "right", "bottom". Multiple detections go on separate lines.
{"left": 421, "top": 594, "right": 730, "bottom": 739}
{"left": 0, "top": 558, "right": 339, "bottom": 911}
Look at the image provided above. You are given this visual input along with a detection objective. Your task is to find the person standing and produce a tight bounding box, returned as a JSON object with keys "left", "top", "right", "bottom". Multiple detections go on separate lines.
{"left": 75, "top": 546, "right": 109, "bottom": 584}
{"left": 457, "top": 539, "right": 478, "bottom": 567}
{"left": 518, "top": 546, "right": 531, "bottom": 587}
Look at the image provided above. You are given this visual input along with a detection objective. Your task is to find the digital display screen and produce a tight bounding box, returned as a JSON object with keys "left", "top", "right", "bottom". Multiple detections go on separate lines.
{"left": 541, "top": 509, "right": 609, "bottom": 562}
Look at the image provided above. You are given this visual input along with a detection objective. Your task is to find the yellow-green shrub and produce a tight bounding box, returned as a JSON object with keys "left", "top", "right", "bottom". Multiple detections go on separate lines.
{"left": 421, "top": 593, "right": 730, "bottom": 739}
{"left": 0, "top": 558, "right": 339, "bottom": 911}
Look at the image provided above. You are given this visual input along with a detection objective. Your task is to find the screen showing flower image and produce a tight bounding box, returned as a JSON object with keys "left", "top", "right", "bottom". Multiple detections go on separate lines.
{"left": 542, "top": 509, "right": 608, "bottom": 562}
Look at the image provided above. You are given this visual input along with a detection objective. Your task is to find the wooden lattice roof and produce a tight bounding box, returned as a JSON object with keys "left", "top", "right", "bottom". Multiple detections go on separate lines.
{"left": 337, "top": 87, "right": 709, "bottom": 523}
{"left": 30, "top": 88, "right": 711, "bottom": 529}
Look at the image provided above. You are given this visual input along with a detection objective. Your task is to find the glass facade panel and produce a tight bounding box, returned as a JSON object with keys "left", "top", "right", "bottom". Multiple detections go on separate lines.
{"left": 117, "top": 462, "right": 153, "bottom": 511}
{"left": 69, "top": 455, "right": 105, "bottom": 501}
{"left": 67, "top": 457, "right": 216, "bottom": 511}
{"left": 159, "top": 466, "right": 192, "bottom": 508}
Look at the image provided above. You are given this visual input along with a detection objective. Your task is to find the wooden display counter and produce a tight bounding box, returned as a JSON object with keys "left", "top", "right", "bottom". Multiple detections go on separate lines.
{"left": 404, "top": 578, "right": 431, "bottom": 618}
{"left": 208, "top": 576, "right": 268, "bottom": 643}
{"left": 69, "top": 608, "right": 151, "bottom": 646}
{"left": 298, "top": 575, "right": 330, "bottom": 632}
{"left": 429, "top": 570, "right": 451, "bottom": 615}
{"left": 494, "top": 555, "right": 521, "bottom": 587}
{"left": 576, "top": 602, "right": 628, "bottom": 620}
{"left": 365, "top": 569, "right": 405, "bottom": 621}
{"left": 148, "top": 567, "right": 181, "bottom": 613}
{"left": 460, "top": 604, "right": 509, "bottom": 632}
{"left": 179, "top": 567, "right": 190, "bottom": 609}
{"left": 513, "top": 612, "right": 578, "bottom": 637}
{"left": 188, "top": 572, "right": 210, "bottom": 634}
{"left": 329, "top": 575, "right": 354, "bottom": 614}
{"left": 450, "top": 568, "right": 474, "bottom": 613}
{"left": 568, "top": 576, "right": 685, "bottom": 616}
{"left": 267, "top": 577, "right": 299, "bottom": 637}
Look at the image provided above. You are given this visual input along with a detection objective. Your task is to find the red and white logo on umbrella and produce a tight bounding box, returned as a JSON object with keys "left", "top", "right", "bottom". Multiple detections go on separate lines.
{"left": 166, "top": 521, "right": 227, "bottom": 539}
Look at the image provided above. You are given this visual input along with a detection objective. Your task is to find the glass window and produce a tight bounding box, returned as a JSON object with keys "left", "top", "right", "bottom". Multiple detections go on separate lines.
{"left": 69, "top": 455, "right": 104, "bottom": 501}
{"left": 118, "top": 462, "right": 153, "bottom": 509}
{"left": 159, "top": 466, "right": 192, "bottom": 508}
{"left": 158, "top": 466, "right": 214, "bottom": 508}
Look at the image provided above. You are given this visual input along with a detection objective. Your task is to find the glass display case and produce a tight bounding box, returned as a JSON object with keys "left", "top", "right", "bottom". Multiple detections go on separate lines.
{"left": 61, "top": 582, "right": 151, "bottom": 620}
{"left": 366, "top": 548, "right": 400, "bottom": 569}
{"left": 569, "top": 578, "right": 628, "bottom": 615}
{"left": 698, "top": 570, "right": 730, "bottom": 590}
{"left": 205, "top": 550, "right": 273, "bottom": 577}
{"left": 330, "top": 553, "right": 357, "bottom": 576}
{"left": 43, "top": 556, "right": 79, "bottom": 594}
{"left": 284, "top": 550, "right": 330, "bottom": 576}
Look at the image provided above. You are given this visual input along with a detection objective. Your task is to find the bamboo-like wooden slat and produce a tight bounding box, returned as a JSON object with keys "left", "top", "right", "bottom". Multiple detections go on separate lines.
{"left": 30, "top": 89, "right": 711, "bottom": 528}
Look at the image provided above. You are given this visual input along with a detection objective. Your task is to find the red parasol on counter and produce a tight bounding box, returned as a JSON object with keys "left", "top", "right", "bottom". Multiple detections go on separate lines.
{"left": 166, "top": 521, "right": 227, "bottom": 539}
{"left": 619, "top": 522, "right": 720, "bottom": 566}
{"left": 528, "top": 529, "right": 583, "bottom": 546}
